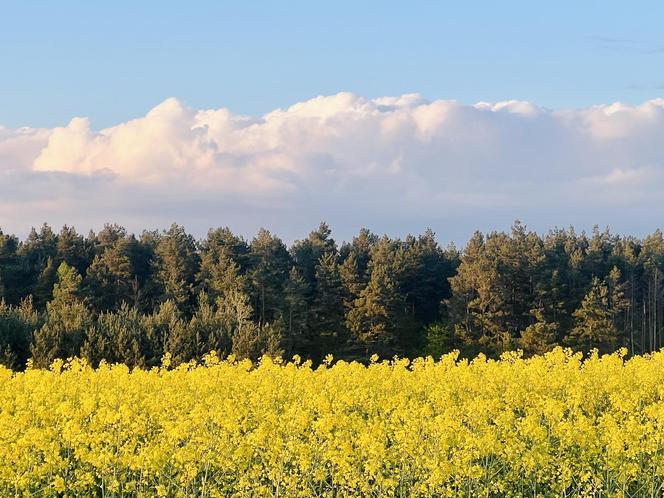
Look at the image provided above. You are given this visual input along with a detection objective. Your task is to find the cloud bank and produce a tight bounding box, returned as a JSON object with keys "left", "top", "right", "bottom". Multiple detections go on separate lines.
{"left": 2, "top": 93, "right": 664, "bottom": 241}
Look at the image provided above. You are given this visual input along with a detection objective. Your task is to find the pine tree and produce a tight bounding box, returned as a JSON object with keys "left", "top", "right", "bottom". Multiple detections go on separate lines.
{"left": 423, "top": 322, "right": 455, "bottom": 358}
{"left": 501, "top": 221, "right": 545, "bottom": 335}
{"left": 290, "top": 222, "right": 336, "bottom": 287}
{"left": 57, "top": 225, "right": 90, "bottom": 275}
{"left": 31, "top": 263, "right": 92, "bottom": 368}
{"left": 18, "top": 224, "right": 58, "bottom": 303}
{"left": 311, "top": 253, "right": 346, "bottom": 355}
{"left": 232, "top": 320, "right": 284, "bottom": 361}
{"left": 153, "top": 224, "right": 200, "bottom": 315}
{"left": 339, "top": 228, "right": 377, "bottom": 279}
{"left": 104, "top": 304, "right": 148, "bottom": 368}
{"left": 84, "top": 238, "right": 136, "bottom": 311}
{"left": 566, "top": 277, "right": 620, "bottom": 354}
{"left": 33, "top": 257, "right": 58, "bottom": 308}
{"left": 340, "top": 253, "right": 364, "bottom": 306}
{"left": 166, "top": 298, "right": 203, "bottom": 366}
{"left": 520, "top": 309, "right": 558, "bottom": 356}
{"left": 248, "top": 229, "right": 291, "bottom": 324}
{"left": 0, "top": 230, "right": 22, "bottom": 304}
{"left": 346, "top": 263, "right": 406, "bottom": 357}
{"left": 188, "top": 292, "right": 234, "bottom": 360}
{"left": 201, "top": 227, "right": 250, "bottom": 272}
{"left": 167, "top": 292, "right": 233, "bottom": 365}
{"left": 142, "top": 300, "right": 185, "bottom": 367}
{"left": 397, "top": 229, "right": 455, "bottom": 326}
{"left": 91, "top": 224, "right": 128, "bottom": 255}
{"left": 283, "top": 266, "right": 310, "bottom": 356}
{"left": 80, "top": 322, "right": 112, "bottom": 368}
{"left": 606, "top": 266, "right": 629, "bottom": 332}
{"left": 0, "top": 296, "right": 40, "bottom": 369}
{"left": 198, "top": 251, "right": 247, "bottom": 303}
{"left": 447, "top": 231, "right": 506, "bottom": 352}
{"left": 223, "top": 263, "right": 285, "bottom": 362}
{"left": 132, "top": 230, "right": 161, "bottom": 312}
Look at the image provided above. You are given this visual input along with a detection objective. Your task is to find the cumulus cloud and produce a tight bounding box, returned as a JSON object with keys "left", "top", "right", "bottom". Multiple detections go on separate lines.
{"left": 2, "top": 93, "right": 664, "bottom": 241}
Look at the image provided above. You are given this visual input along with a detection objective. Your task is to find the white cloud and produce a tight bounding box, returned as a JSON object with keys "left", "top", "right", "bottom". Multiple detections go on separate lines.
{"left": 2, "top": 93, "right": 664, "bottom": 241}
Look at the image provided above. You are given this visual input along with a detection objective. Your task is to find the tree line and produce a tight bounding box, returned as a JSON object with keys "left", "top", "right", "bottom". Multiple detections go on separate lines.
{"left": 0, "top": 220, "right": 663, "bottom": 369}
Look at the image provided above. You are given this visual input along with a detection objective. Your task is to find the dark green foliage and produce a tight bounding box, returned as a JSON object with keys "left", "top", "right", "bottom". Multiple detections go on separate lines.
{"left": 422, "top": 321, "right": 455, "bottom": 358}
{"left": 153, "top": 224, "right": 200, "bottom": 314}
{"left": 291, "top": 222, "right": 337, "bottom": 287}
{"left": 346, "top": 260, "right": 413, "bottom": 356}
{"left": 84, "top": 237, "right": 136, "bottom": 311}
{"left": 248, "top": 229, "right": 291, "bottom": 324}
{"left": 5, "top": 220, "right": 664, "bottom": 370}
{"left": 17, "top": 224, "right": 58, "bottom": 306}
{"left": 520, "top": 310, "right": 558, "bottom": 356}
{"left": 566, "top": 276, "right": 621, "bottom": 354}
{"left": 167, "top": 293, "right": 237, "bottom": 365}
{"left": 310, "top": 253, "right": 346, "bottom": 356}
{"left": 232, "top": 319, "right": 285, "bottom": 362}
{"left": 86, "top": 304, "right": 149, "bottom": 368}
{"left": 0, "top": 230, "right": 23, "bottom": 304}
{"left": 283, "top": 266, "right": 310, "bottom": 356}
{"left": 0, "top": 297, "right": 40, "bottom": 369}
{"left": 31, "top": 263, "right": 92, "bottom": 368}
{"left": 57, "top": 225, "right": 91, "bottom": 275}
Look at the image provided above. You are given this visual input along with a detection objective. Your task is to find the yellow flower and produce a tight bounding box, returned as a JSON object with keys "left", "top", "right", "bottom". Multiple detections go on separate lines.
{"left": 0, "top": 347, "right": 663, "bottom": 495}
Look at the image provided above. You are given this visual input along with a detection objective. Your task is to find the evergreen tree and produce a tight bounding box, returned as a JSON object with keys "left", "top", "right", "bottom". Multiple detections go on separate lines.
{"left": 84, "top": 238, "right": 136, "bottom": 311}
{"left": 606, "top": 266, "right": 629, "bottom": 331}
{"left": 17, "top": 224, "right": 58, "bottom": 303}
{"left": 33, "top": 257, "right": 58, "bottom": 308}
{"left": 153, "top": 224, "right": 200, "bottom": 315}
{"left": 0, "top": 297, "right": 40, "bottom": 369}
{"left": 80, "top": 321, "right": 112, "bottom": 368}
{"left": 232, "top": 320, "right": 284, "bottom": 361}
{"left": 447, "top": 231, "right": 506, "bottom": 352}
{"left": 310, "top": 253, "right": 346, "bottom": 355}
{"left": 566, "top": 277, "right": 620, "bottom": 354}
{"left": 0, "top": 230, "right": 22, "bottom": 304}
{"left": 31, "top": 263, "right": 92, "bottom": 368}
{"left": 167, "top": 292, "right": 236, "bottom": 365}
{"left": 339, "top": 228, "right": 377, "bottom": 280}
{"left": 142, "top": 300, "right": 185, "bottom": 367}
{"left": 200, "top": 227, "right": 250, "bottom": 273}
{"left": 132, "top": 230, "right": 161, "bottom": 312}
{"left": 346, "top": 263, "right": 407, "bottom": 357}
{"left": 396, "top": 229, "right": 455, "bottom": 326}
{"left": 340, "top": 253, "right": 364, "bottom": 306}
{"left": 248, "top": 229, "right": 291, "bottom": 324}
{"left": 283, "top": 266, "right": 310, "bottom": 356}
{"left": 198, "top": 251, "right": 247, "bottom": 303}
{"left": 423, "top": 322, "right": 455, "bottom": 358}
{"left": 291, "top": 222, "right": 337, "bottom": 287}
{"left": 520, "top": 309, "right": 558, "bottom": 356}
{"left": 91, "top": 224, "right": 128, "bottom": 256}
{"left": 57, "top": 225, "right": 90, "bottom": 275}
{"left": 102, "top": 304, "right": 148, "bottom": 368}
{"left": 191, "top": 293, "right": 234, "bottom": 359}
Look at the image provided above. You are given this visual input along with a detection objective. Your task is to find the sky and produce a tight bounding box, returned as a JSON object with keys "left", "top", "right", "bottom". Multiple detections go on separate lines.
{"left": 1, "top": 1, "right": 664, "bottom": 243}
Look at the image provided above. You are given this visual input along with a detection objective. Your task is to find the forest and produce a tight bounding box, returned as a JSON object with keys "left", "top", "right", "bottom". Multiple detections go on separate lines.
{"left": 0, "top": 220, "right": 662, "bottom": 370}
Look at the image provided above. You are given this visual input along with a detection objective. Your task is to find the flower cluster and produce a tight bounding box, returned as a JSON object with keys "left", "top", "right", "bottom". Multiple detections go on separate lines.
{"left": 1, "top": 348, "right": 663, "bottom": 496}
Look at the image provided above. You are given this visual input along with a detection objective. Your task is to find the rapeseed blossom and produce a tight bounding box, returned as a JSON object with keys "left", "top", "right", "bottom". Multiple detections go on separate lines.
{"left": 0, "top": 348, "right": 663, "bottom": 496}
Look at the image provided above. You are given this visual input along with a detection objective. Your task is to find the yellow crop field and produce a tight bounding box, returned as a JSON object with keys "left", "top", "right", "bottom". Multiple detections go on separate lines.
{"left": 1, "top": 349, "right": 664, "bottom": 497}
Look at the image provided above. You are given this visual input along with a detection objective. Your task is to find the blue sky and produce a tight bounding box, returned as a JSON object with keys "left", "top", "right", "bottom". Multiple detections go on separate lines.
{"left": 2, "top": 1, "right": 664, "bottom": 242}
{"left": 2, "top": 1, "right": 663, "bottom": 129}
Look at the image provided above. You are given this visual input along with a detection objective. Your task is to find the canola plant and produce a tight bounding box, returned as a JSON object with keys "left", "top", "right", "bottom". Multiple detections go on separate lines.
{"left": 1, "top": 348, "right": 664, "bottom": 497}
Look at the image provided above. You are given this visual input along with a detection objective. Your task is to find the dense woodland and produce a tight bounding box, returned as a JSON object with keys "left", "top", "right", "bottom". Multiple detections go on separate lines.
{"left": 0, "top": 220, "right": 663, "bottom": 369}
